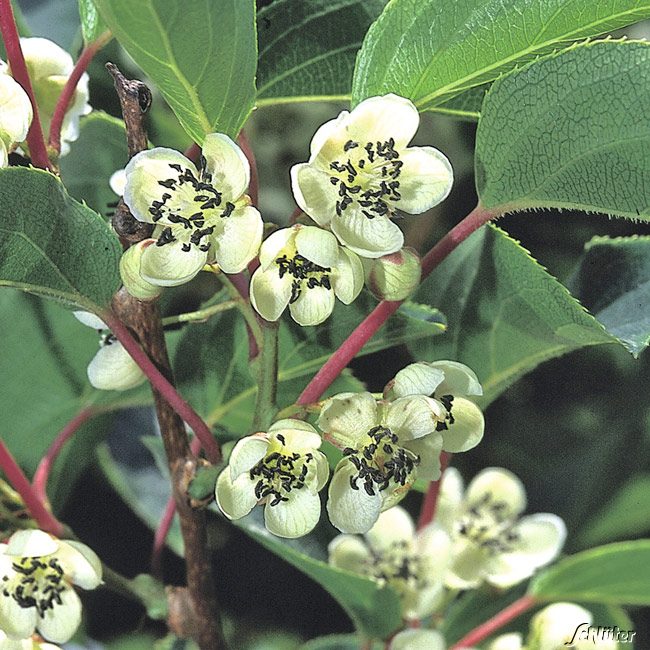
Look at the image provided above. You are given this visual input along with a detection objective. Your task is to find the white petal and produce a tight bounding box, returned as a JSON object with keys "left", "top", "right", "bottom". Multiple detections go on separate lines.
{"left": 402, "top": 433, "right": 443, "bottom": 481}
{"left": 295, "top": 225, "right": 339, "bottom": 268}
{"left": 390, "top": 629, "right": 446, "bottom": 650}
{"left": 201, "top": 133, "right": 250, "bottom": 199}
{"left": 485, "top": 514, "right": 567, "bottom": 588}
{"left": 0, "top": 141, "right": 7, "bottom": 168}
{"left": 263, "top": 486, "right": 321, "bottom": 538}
{"left": 317, "top": 392, "right": 378, "bottom": 448}
{"left": 109, "top": 169, "right": 127, "bottom": 195}
{"left": 250, "top": 267, "right": 292, "bottom": 321}
{"left": 0, "top": 74, "right": 32, "bottom": 144}
{"left": 212, "top": 205, "right": 263, "bottom": 273}
{"left": 268, "top": 418, "right": 319, "bottom": 436}
{"left": 466, "top": 468, "right": 527, "bottom": 519}
{"left": 327, "top": 460, "right": 382, "bottom": 533}
{"left": 269, "top": 426, "right": 322, "bottom": 452}
{"left": 228, "top": 434, "right": 269, "bottom": 479}
{"left": 384, "top": 396, "right": 446, "bottom": 441}
{"left": 384, "top": 362, "right": 445, "bottom": 400}
{"left": 289, "top": 284, "right": 335, "bottom": 326}
{"left": 441, "top": 397, "right": 484, "bottom": 453}
{"left": 435, "top": 467, "right": 465, "bottom": 531}
{"left": 427, "top": 360, "right": 483, "bottom": 397}
{"left": 309, "top": 110, "right": 349, "bottom": 159}
{"left": 140, "top": 239, "right": 208, "bottom": 287}
{"left": 0, "top": 594, "right": 37, "bottom": 640}
{"left": 258, "top": 227, "right": 296, "bottom": 269}
{"left": 445, "top": 537, "right": 486, "bottom": 589}
{"left": 20, "top": 38, "right": 73, "bottom": 77}
{"left": 123, "top": 148, "right": 199, "bottom": 224}
{"left": 56, "top": 540, "right": 103, "bottom": 589}
{"left": 416, "top": 524, "right": 453, "bottom": 579}
{"left": 313, "top": 452, "right": 330, "bottom": 491}
{"left": 36, "top": 586, "right": 81, "bottom": 643}
{"left": 87, "top": 341, "right": 146, "bottom": 392}
{"left": 365, "top": 506, "right": 415, "bottom": 552}
{"left": 328, "top": 535, "right": 371, "bottom": 573}
{"left": 215, "top": 470, "right": 258, "bottom": 520}
{"left": 331, "top": 247, "right": 364, "bottom": 304}
{"left": 331, "top": 209, "right": 403, "bottom": 259}
{"left": 486, "top": 633, "right": 524, "bottom": 650}
{"left": 5, "top": 530, "right": 58, "bottom": 557}
{"left": 396, "top": 146, "right": 453, "bottom": 214}
{"left": 290, "top": 163, "right": 339, "bottom": 226}
{"left": 529, "top": 603, "right": 594, "bottom": 650}
{"left": 73, "top": 311, "right": 107, "bottom": 330}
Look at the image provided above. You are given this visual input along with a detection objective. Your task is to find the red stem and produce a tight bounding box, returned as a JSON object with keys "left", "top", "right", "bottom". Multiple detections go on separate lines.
{"left": 101, "top": 311, "right": 221, "bottom": 463}
{"left": 32, "top": 407, "right": 95, "bottom": 505}
{"left": 0, "top": 440, "right": 64, "bottom": 537}
{"left": 450, "top": 595, "right": 537, "bottom": 649}
{"left": 237, "top": 130, "right": 258, "bottom": 207}
{"left": 151, "top": 436, "right": 202, "bottom": 576}
{"left": 416, "top": 452, "right": 451, "bottom": 530}
{"left": 48, "top": 31, "right": 111, "bottom": 155}
{"left": 184, "top": 141, "right": 201, "bottom": 164}
{"left": 0, "top": 0, "right": 50, "bottom": 169}
{"left": 297, "top": 203, "right": 497, "bottom": 405}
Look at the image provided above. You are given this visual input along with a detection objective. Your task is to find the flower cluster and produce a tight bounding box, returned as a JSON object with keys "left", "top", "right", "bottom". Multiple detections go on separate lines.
{"left": 0, "top": 530, "right": 102, "bottom": 644}
{"left": 118, "top": 94, "right": 453, "bottom": 326}
{"left": 215, "top": 361, "right": 484, "bottom": 537}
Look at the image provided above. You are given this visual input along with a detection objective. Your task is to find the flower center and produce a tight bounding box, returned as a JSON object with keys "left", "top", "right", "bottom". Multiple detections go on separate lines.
{"left": 275, "top": 253, "right": 332, "bottom": 304}
{"left": 329, "top": 138, "right": 403, "bottom": 220}
{"left": 149, "top": 162, "right": 236, "bottom": 253}
{"left": 436, "top": 395, "right": 455, "bottom": 431}
{"left": 1, "top": 556, "right": 67, "bottom": 616}
{"left": 249, "top": 435, "right": 315, "bottom": 506}
{"left": 456, "top": 492, "right": 521, "bottom": 555}
{"left": 370, "top": 540, "right": 427, "bottom": 591}
{"left": 343, "top": 425, "right": 420, "bottom": 496}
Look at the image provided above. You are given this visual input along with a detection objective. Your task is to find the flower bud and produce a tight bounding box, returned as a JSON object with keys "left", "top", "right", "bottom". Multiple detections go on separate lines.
{"left": 119, "top": 240, "right": 163, "bottom": 301}
{"left": 87, "top": 337, "right": 146, "bottom": 391}
{"left": 363, "top": 247, "right": 421, "bottom": 301}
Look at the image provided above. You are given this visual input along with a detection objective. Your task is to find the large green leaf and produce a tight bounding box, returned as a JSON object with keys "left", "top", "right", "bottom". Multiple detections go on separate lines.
{"left": 575, "top": 474, "right": 650, "bottom": 548}
{"left": 530, "top": 540, "right": 650, "bottom": 604}
{"left": 476, "top": 40, "right": 650, "bottom": 217}
{"left": 410, "top": 225, "right": 616, "bottom": 406}
{"left": 0, "top": 167, "right": 121, "bottom": 310}
{"left": 256, "top": 0, "right": 385, "bottom": 105}
{"left": 174, "top": 294, "right": 445, "bottom": 433}
{"left": 60, "top": 112, "right": 128, "bottom": 215}
{"left": 352, "top": 0, "right": 650, "bottom": 109}
{"left": 78, "top": 0, "right": 108, "bottom": 43}
{"left": 568, "top": 235, "right": 650, "bottom": 357}
{"left": 94, "top": 0, "right": 257, "bottom": 142}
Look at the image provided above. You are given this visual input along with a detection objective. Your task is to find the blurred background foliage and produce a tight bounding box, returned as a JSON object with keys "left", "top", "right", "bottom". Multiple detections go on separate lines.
{"left": 4, "top": 0, "right": 650, "bottom": 647}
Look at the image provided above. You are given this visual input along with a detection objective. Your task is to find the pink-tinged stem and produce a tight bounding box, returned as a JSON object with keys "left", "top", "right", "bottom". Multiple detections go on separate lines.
{"left": 288, "top": 206, "right": 303, "bottom": 225}
{"left": 297, "top": 203, "right": 497, "bottom": 405}
{"left": 0, "top": 0, "right": 50, "bottom": 169}
{"left": 101, "top": 311, "right": 221, "bottom": 464}
{"left": 237, "top": 130, "right": 258, "bottom": 206}
{"left": 184, "top": 141, "right": 201, "bottom": 163}
{"left": 151, "top": 436, "right": 202, "bottom": 576}
{"left": 0, "top": 440, "right": 64, "bottom": 537}
{"left": 32, "top": 407, "right": 96, "bottom": 505}
{"left": 416, "top": 452, "right": 451, "bottom": 530}
{"left": 450, "top": 595, "right": 537, "bottom": 649}
{"left": 48, "top": 31, "right": 111, "bottom": 154}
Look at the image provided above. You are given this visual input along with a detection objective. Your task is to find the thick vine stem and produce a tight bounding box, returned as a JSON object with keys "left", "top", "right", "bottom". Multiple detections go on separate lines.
{"left": 108, "top": 65, "right": 225, "bottom": 649}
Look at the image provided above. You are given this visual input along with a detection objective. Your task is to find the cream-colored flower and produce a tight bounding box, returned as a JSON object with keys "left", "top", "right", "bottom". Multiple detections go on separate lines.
{"left": 389, "top": 628, "right": 447, "bottom": 650}
{"left": 215, "top": 419, "right": 329, "bottom": 538}
{"left": 0, "top": 629, "right": 61, "bottom": 650}
{"left": 0, "top": 530, "right": 102, "bottom": 644}
{"left": 0, "top": 64, "right": 32, "bottom": 167}
{"left": 250, "top": 224, "right": 363, "bottom": 326}
{"left": 321, "top": 362, "right": 484, "bottom": 533}
{"left": 362, "top": 247, "right": 421, "bottom": 301}
{"left": 436, "top": 468, "right": 567, "bottom": 590}
{"left": 329, "top": 507, "right": 451, "bottom": 621}
{"left": 291, "top": 94, "right": 453, "bottom": 258}
{"left": 18, "top": 38, "right": 91, "bottom": 156}
{"left": 122, "top": 134, "right": 262, "bottom": 286}
{"left": 74, "top": 312, "right": 146, "bottom": 391}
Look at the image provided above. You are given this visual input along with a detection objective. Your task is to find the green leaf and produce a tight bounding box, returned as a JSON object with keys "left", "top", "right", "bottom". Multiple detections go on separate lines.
{"left": 78, "top": 0, "right": 107, "bottom": 43}
{"left": 60, "top": 112, "right": 128, "bottom": 215}
{"left": 174, "top": 293, "right": 445, "bottom": 432}
{"left": 257, "top": 0, "right": 385, "bottom": 106}
{"left": 352, "top": 0, "right": 650, "bottom": 111}
{"left": 568, "top": 235, "right": 650, "bottom": 357}
{"left": 575, "top": 474, "right": 650, "bottom": 548}
{"left": 476, "top": 40, "right": 650, "bottom": 217}
{"left": 0, "top": 167, "right": 121, "bottom": 310}
{"left": 94, "top": 0, "right": 257, "bottom": 142}
{"left": 411, "top": 225, "right": 615, "bottom": 406}
{"left": 300, "top": 635, "right": 381, "bottom": 650}
{"left": 530, "top": 540, "right": 650, "bottom": 604}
